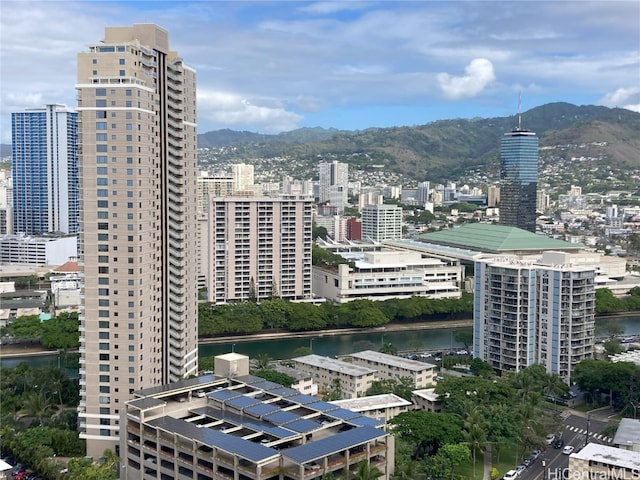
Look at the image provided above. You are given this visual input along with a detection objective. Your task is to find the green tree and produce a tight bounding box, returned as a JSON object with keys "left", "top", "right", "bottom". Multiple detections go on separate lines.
{"left": 255, "top": 353, "right": 272, "bottom": 370}
{"left": 379, "top": 342, "right": 397, "bottom": 355}
{"left": 353, "top": 460, "right": 382, "bottom": 480}
{"left": 252, "top": 369, "right": 295, "bottom": 387}
{"left": 389, "top": 410, "right": 463, "bottom": 458}
{"left": 292, "top": 346, "right": 312, "bottom": 357}
{"left": 323, "top": 378, "right": 343, "bottom": 401}
{"left": 603, "top": 339, "right": 623, "bottom": 357}
{"left": 40, "top": 312, "right": 80, "bottom": 349}
{"left": 6, "top": 315, "right": 43, "bottom": 340}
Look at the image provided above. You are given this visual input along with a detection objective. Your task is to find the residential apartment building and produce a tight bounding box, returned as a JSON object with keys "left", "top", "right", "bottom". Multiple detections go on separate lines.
{"left": 473, "top": 251, "right": 595, "bottom": 383}
{"left": 361, "top": 204, "right": 402, "bottom": 241}
{"left": 412, "top": 389, "right": 443, "bottom": 413}
{"left": 499, "top": 126, "right": 539, "bottom": 232}
{"left": 312, "top": 250, "right": 461, "bottom": 303}
{"left": 11, "top": 104, "right": 79, "bottom": 234}
{"left": 330, "top": 394, "right": 412, "bottom": 427}
{"left": 231, "top": 162, "right": 254, "bottom": 191}
{"left": 208, "top": 195, "right": 313, "bottom": 303}
{"left": 76, "top": 24, "right": 199, "bottom": 457}
{"left": 0, "top": 234, "right": 77, "bottom": 265}
{"left": 319, "top": 161, "right": 348, "bottom": 213}
{"left": 272, "top": 364, "right": 319, "bottom": 397}
{"left": 293, "top": 354, "right": 377, "bottom": 399}
{"left": 569, "top": 443, "right": 640, "bottom": 479}
{"left": 349, "top": 350, "right": 436, "bottom": 388}
{"left": 196, "top": 173, "right": 234, "bottom": 214}
{"left": 121, "top": 356, "right": 394, "bottom": 480}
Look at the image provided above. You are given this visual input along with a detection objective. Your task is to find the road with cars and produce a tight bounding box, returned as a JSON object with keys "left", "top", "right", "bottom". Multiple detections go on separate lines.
{"left": 510, "top": 412, "right": 614, "bottom": 480}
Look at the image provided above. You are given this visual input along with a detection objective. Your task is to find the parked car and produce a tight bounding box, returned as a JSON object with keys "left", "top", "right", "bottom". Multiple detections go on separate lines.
{"left": 562, "top": 445, "right": 575, "bottom": 455}
{"left": 545, "top": 433, "right": 555, "bottom": 445}
{"left": 515, "top": 464, "right": 526, "bottom": 475}
{"left": 503, "top": 469, "right": 519, "bottom": 480}
{"left": 531, "top": 449, "right": 541, "bottom": 460}
{"left": 554, "top": 438, "right": 565, "bottom": 449}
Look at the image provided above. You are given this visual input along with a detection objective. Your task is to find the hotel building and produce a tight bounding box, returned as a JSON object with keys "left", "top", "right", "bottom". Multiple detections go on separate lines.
{"left": 76, "top": 24, "right": 199, "bottom": 457}
{"left": 11, "top": 104, "right": 79, "bottom": 235}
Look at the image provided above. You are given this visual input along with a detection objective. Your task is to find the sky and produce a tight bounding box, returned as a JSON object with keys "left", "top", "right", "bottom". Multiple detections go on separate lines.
{"left": 1, "top": 1, "right": 639, "bottom": 143}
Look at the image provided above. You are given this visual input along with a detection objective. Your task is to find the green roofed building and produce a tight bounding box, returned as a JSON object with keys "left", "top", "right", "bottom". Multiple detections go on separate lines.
{"left": 415, "top": 223, "right": 583, "bottom": 256}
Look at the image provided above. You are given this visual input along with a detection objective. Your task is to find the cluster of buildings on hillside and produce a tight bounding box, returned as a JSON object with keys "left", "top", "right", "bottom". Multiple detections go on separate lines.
{"left": 2, "top": 22, "right": 640, "bottom": 477}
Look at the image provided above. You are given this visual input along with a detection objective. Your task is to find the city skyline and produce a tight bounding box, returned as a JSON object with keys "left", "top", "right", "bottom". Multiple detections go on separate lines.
{"left": 1, "top": 1, "right": 639, "bottom": 143}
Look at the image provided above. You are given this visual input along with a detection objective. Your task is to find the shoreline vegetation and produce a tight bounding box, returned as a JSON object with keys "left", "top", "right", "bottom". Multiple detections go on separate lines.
{"left": 1, "top": 312, "right": 638, "bottom": 359}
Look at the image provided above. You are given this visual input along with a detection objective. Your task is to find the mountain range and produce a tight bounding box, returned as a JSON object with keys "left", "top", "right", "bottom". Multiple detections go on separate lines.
{"left": 3, "top": 103, "right": 639, "bottom": 182}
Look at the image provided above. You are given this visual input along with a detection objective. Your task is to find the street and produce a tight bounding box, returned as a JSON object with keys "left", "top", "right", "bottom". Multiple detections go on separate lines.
{"left": 515, "top": 413, "right": 614, "bottom": 480}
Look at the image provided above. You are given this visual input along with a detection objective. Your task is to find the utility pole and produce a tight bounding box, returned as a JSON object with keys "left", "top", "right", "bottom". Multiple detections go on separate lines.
{"left": 585, "top": 413, "right": 591, "bottom": 447}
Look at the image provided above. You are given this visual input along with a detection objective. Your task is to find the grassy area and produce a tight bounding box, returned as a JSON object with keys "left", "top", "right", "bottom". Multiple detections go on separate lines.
{"left": 453, "top": 444, "right": 535, "bottom": 480}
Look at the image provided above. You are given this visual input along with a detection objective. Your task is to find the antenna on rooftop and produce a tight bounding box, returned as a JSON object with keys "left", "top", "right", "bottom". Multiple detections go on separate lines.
{"left": 517, "top": 91, "right": 522, "bottom": 131}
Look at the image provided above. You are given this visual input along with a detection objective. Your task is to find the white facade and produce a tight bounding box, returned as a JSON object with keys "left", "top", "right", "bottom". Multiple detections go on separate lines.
{"left": 349, "top": 350, "right": 436, "bottom": 388}
{"left": 569, "top": 443, "right": 640, "bottom": 479}
{"left": 0, "top": 234, "right": 77, "bottom": 265}
{"left": 474, "top": 252, "right": 596, "bottom": 383}
{"left": 319, "top": 161, "right": 348, "bottom": 212}
{"left": 312, "top": 250, "right": 462, "bottom": 303}
{"left": 412, "top": 389, "right": 443, "bottom": 413}
{"left": 293, "top": 354, "right": 377, "bottom": 399}
{"left": 330, "top": 394, "right": 411, "bottom": 427}
{"left": 361, "top": 204, "right": 402, "bottom": 241}
{"left": 231, "top": 163, "right": 254, "bottom": 191}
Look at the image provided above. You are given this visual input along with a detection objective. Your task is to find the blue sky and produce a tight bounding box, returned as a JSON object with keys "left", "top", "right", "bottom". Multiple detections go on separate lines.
{"left": 1, "top": 1, "right": 639, "bottom": 142}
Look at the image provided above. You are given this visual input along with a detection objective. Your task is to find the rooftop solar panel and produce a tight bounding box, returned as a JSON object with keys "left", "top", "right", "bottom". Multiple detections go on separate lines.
{"left": 266, "top": 386, "right": 299, "bottom": 397}
{"left": 209, "top": 389, "right": 242, "bottom": 402}
{"left": 244, "top": 403, "right": 281, "bottom": 418}
{"left": 284, "top": 418, "right": 322, "bottom": 434}
{"left": 287, "top": 394, "right": 319, "bottom": 405}
{"left": 225, "top": 395, "right": 261, "bottom": 409}
{"left": 148, "top": 416, "right": 279, "bottom": 463}
{"left": 306, "top": 400, "right": 340, "bottom": 412}
{"left": 189, "top": 406, "right": 298, "bottom": 440}
{"left": 283, "top": 426, "right": 386, "bottom": 463}
{"left": 263, "top": 410, "right": 300, "bottom": 426}
{"left": 347, "top": 416, "right": 384, "bottom": 428}
{"left": 328, "top": 409, "right": 361, "bottom": 420}
{"left": 127, "top": 397, "right": 166, "bottom": 410}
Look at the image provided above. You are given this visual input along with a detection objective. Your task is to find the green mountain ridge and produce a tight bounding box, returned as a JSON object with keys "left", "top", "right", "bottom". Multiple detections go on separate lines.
{"left": 197, "top": 102, "right": 640, "bottom": 182}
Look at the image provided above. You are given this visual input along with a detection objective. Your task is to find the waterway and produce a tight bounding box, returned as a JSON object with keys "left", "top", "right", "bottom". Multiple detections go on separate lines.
{"left": 2, "top": 315, "right": 639, "bottom": 369}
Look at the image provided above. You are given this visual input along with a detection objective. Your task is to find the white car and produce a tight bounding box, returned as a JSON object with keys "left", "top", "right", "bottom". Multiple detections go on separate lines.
{"left": 562, "top": 445, "right": 575, "bottom": 455}
{"left": 545, "top": 433, "right": 555, "bottom": 445}
{"left": 503, "top": 470, "right": 519, "bottom": 480}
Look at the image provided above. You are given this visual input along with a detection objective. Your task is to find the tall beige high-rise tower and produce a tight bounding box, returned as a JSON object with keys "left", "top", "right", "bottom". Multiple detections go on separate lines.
{"left": 76, "top": 24, "right": 198, "bottom": 457}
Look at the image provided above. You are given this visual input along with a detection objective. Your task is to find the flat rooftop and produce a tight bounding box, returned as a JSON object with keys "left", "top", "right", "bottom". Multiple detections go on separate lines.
{"left": 350, "top": 350, "right": 436, "bottom": 372}
{"left": 330, "top": 393, "right": 411, "bottom": 412}
{"left": 613, "top": 418, "right": 640, "bottom": 446}
{"left": 293, "top": 354, "right": 377, "bottom": 376}
{"left": 572, "top": 442, "right": 640, "bottom": 471}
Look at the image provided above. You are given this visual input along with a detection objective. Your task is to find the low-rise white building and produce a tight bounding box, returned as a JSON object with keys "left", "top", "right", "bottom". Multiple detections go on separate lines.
{"left": 412, "top": 388, "right": 443, "bottom": 413}
{"left": 273, "top": 364, "right": 319, "bottom": 396}
{"left": 613, "top": 418, "right": 640, "bottom": 452}
{"left": 569, "top": 443, "right": 640, "bottom": 479}
{"left": 293, "top": 354, "right": 377, "bottom": 399}
{"left": 349, "top": 350, "right": 436, "bottom": 388}
{"left": 312, "top": 250, "right": 462, "bottom": 303}
{"left": 330, "top": 394, "right": 411, "bottom": 427}
{"left": 0, "top": 234, "right": 77, "bottom": 265}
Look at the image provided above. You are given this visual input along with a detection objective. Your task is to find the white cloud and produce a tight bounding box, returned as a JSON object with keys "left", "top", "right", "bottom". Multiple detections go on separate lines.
{"left": 197, "top": 90, "right": 303, "bottom": 133}
{"left": 599, "top": 87, "right": 640, "bottom": 113}
{"left": 298, "top": 2, "right": 371, "bottom": 15}
{"left": 437, "top": 59, "right": 496, "bottom": 100}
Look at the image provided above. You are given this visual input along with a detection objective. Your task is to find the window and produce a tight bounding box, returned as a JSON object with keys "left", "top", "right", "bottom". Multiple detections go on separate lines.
{"left": 98, "top": 244, "right": 108, "bottom": 252}
{"left": 97, "top": 167, "right": 107, "bottom": 175}
{"left": 119, "top": 59, "right": 125, "bottom": 65}
{"left": 99, "top": 343, "right": 109, "bottom": 350}
{"left": 98, "top": 233, "right": 108, "bottom": 241}
{"left": 98, "top": 222, "right": 108, "bottom": 230}
{"left": 99, "top": 375, "right": 110, "bottom": 382}
{"left": 96, "top": 99, "right": 107, "bottom": 107}
{"left": 98, "top": 278, "right": 109, "bottom": 285}
{"left": 125, "top": 89, "right": 132, "bottom": 96}
{"left": 100, "top": 386, "right": 110, "bottom": 393}
{"left": 99, "top": 354, "right": 109, "bottom": 361}
{"left": 119, "top": 70, "right": 125, "bottom": 76}
{"left": 92, "top": 59, "right": 98, "bottom": 64}
{"left": 97, "top": 156, "right": 107, "bottom": 164}
{"left": 97, "top": 178, "right": 108, "bottom": 186}
{"left": 96, "top": 144, "right": 108, "bottom": 152}
{"left": 96, "top": 88, "right": 107, "bottom": 96}
{"left": 96, "top": 122, "right": 107, "bottom": 130}
{"left": 96, "top": 111, "right": 107, "bottom": 118}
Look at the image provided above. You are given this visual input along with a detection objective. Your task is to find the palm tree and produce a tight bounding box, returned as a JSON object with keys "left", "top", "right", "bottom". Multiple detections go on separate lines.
{"left": 379, "top": 342, "right": 398, "bottom": 355}
{"left": 462, "top": 406, "right": 488, "bottom": 479}
{"left": 255, "top": 353, "right": 272, "bottom": 370}
{"left": 21, "top": 391, "right": 53, "bottom": 426}
{"left": 542, "top": 373, "right": 567, "bottom": 410}
{"left": 352, "top": 461, "right": 382, "bottom": 480}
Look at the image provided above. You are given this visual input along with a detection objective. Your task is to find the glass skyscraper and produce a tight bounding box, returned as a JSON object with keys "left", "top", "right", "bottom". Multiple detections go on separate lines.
{"left": 11, "top": 104, "right": 78, "bottom": 234}
{"left": 499, "top": 128, "right": 539, "bottom": 232}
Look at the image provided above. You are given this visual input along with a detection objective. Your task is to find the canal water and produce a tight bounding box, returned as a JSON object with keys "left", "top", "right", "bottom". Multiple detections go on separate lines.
{"left": 2, "top": 315, "right": 639, "bottom": 368}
